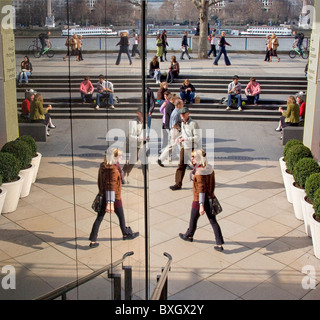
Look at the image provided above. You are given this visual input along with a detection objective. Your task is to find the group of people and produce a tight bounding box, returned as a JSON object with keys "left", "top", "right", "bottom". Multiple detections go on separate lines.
{"left": 79, "top": 75, "right": 115, "bottom": 109}
{"left": 63, "top": 34, "right": 84, "bottom": 61}
{"left": 115, "top": 29, "right": 141, "bottom": 65}
{"left": 275, "top": 92, "right": 306, "bottom": 138}
{"left": 223, "top": 75, "right": 261, "bottom": 111}
{"left": 264, "top": 33, "right": 280, "bottom": 62}
{"left": 20, "top": 89, "right": 55, "bottom": 136}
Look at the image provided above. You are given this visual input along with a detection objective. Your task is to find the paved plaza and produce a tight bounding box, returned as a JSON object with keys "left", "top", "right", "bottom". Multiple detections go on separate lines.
{"left": 1, "top": 52, "right": 319, "bottom": 300}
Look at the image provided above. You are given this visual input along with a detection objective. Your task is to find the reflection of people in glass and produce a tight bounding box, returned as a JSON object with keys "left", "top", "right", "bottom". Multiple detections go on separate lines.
{"left": 89, "top": 148, "right": 139, "bottom": 248}
{"left": 179, "top": 149, "right": 224, "bottom": 252}
{"left": 123, "top": 110, "right": 146, "bottom": 182}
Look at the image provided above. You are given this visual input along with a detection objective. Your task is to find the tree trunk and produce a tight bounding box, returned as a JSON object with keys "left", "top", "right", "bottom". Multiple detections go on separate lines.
{"left": 198, "top": 0, "right": 209, "bottom": 59}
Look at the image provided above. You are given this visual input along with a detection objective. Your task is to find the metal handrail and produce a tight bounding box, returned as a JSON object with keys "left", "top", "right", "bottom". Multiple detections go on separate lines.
{"left": 150, "top": 252, "right": 172, "bottom": 300}
{"left": 34, "top": 251, "right": 134, "bottom": 300}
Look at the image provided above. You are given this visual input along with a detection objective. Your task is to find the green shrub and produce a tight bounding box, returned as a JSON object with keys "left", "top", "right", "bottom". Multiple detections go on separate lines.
{"left": 0, "top": 152, "right": 21, "bottom": 183}
{"left": 0, "top": 173, "right": 2, "bottom": 186}
{"left": 313, "top": 188, "right": 320, "bottom": 221}
{"left": 283, "top": 139, "right": 303, "bottom": 161}
{"left": 18, "top": 135, "right": 37, "bottom": 157}
{"left": 305, "top": 173, "right": 320, "bottom": 203}
{"left": 1, "top": 140, "right": 32, "bottom": 170}
{"left": 286, "top": 144, "right": 313, "bottom": 174}
{"left": 293, "top": 158, "right": 320, "bottom": 189}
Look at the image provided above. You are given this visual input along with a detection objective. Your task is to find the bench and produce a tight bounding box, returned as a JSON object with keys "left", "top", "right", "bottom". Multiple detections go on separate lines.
{"left": 19, "top": 123, "right": 47, "bottom": 142}
{"left": 282, "top": 126, "right": 304, "bottom": 145}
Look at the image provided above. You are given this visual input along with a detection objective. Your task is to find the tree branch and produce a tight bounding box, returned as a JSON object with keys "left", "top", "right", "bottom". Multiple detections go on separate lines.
{"left": 128, "top": 0, "right": 141, "bottom": 7}
{"left": 191, "top": 0, "right": 202, "bottom": 10}
{"left": 208, "top": 0, "right": 223, "bottom": 8}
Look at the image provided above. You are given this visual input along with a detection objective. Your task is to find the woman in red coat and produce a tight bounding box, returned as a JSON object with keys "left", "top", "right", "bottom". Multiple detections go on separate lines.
{"left": 89, "top": 148, "right": 139, "bottom": 248}
{"left": 179, "top": 149, "right": 224, "bottom": 252}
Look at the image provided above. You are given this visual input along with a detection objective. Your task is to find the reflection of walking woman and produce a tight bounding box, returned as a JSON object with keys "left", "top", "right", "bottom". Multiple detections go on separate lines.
{"left": 214, "top": 31, "right": 231, "bottom": 66}
{"left": 179, "top": 149, "right": 224, "bottom": 252}
{"left": 116, "top": 32, "right": 132, "bottom": 65}
{"left": 270, "top": 33, "right": 280, "bottom": 62}
{"left": 161, "top": 30, "right": 169, "bottom": 61}
{"left": 264, "top": 34, "right": 271, "bottom": 62}
{"left": 89, "top": 148, "right": 139, "bottom": 248}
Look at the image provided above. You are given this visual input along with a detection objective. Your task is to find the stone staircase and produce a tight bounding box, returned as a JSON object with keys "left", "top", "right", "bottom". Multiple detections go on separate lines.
{"left": 16, "top": 74, "right": 308, "bottom": 122}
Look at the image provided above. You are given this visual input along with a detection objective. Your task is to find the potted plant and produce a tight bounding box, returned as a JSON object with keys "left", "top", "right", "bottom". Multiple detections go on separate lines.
{"left": 292, "top": 158, "right": 320, "bottom": 221}
{"left": 304, "top": 173, "right": 320, "bottom": 236}
{"left": 0, "top": 173, "right": 7, "bottom": 215}
{"left": 280, "top": 139, "right": 303, "bottom": 174}
{"left": 0, "top": 152, "right": 24, "bottom": 213}
{"left": 18, "top": 135, "right": 41, "bottom": 183}
{"left": 310, "top": 188, "right": 320, "bottom": 259}
{"left": 1, "top": 140, "right": 33, "bottom": 198}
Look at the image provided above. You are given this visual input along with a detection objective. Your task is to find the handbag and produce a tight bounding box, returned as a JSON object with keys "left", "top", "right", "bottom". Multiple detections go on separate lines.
{"left": 92, "top": 194, "right": 103, "bottom": 213}
{"left": 209, "top": 196, "right": 223, "bottom": 216}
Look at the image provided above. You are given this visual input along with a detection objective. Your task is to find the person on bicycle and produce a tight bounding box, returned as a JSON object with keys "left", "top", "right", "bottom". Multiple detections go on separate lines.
{"left": 293, "top": 31, "right": 304, "bottom": 56}
{"left": 39, "top": 31, "right": 51, "bottom": 55}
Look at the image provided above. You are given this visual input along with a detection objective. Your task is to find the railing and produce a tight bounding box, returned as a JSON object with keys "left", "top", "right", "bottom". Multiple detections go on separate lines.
{"left": 34, "top": 251, "right": 134, "bottom": 300}
{"left": 150, "top": 252, "right": 172, "bottom": 300}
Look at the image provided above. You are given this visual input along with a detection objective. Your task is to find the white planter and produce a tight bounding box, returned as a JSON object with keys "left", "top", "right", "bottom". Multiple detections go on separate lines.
{"left": 19, "top": 164, "right": 35, "bottom": 198}
{"left": 279, "top": 156, "right": 286, "bottom": 174}
{"left": 291, "top": 182, "right": 305, "bottom": 221}
{"left": 301, "top": 196, "right": 314, "bottom": 237}
{"left": 31, "top": 152, "right": 42, "bottom": 183}
{"left": 2, "top": 175, "right": 25, "bottom": 213}
{"left": 282, "top": 169, "right": 294, "bottom": 203}
{"left": 0, "top": 187, "right": 7, "bottom": 215}
{"left": 310, "top": 214, "right": 320, "bottom": 259}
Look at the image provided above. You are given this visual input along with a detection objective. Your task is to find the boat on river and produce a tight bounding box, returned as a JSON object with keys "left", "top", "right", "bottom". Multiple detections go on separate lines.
{"left": 61, "top": 27, "right": 117, "bottom": 37}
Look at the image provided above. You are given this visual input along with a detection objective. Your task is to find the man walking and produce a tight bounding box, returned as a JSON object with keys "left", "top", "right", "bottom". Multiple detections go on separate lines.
{"left": 131, "top": 29, "right": 141, "bottom": 58}
{"left": 170, "top": 106, "right": 200, "bottom": 190}
{"left": 180, "top": 31, "right": 192, "bottom": 60}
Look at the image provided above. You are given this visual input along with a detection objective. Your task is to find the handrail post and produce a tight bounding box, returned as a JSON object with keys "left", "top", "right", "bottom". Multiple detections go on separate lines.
{"left": 108, "top": 271, "right": 121, "bottom": 300}
{"left": 123, "top": 266, "right": 132, "bottom": 300}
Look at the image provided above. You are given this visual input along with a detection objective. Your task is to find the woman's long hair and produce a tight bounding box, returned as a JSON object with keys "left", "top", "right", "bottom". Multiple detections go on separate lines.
{"left": 104, "top": 148, "right": 122, "bottom": 166}
{"left": 192, "top": 149, "right": 207, "bottom": 168}
{"left": 152, "top": 55, "right": 158, "bottom": 66}
{"left": 34, "top": 93, "right": 43, "bottom": 103}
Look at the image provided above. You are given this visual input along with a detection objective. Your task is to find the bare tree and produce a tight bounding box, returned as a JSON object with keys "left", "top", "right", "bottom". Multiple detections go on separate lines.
{"left": 191, "top": 0, "right": 222, "bottom": 58}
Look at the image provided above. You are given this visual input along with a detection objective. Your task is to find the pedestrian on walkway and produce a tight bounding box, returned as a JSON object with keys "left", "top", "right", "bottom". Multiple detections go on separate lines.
{"left": 207, "top": 29, "right": 217, "bottom": 58}
{"left": 161, "top": 30, "right": 169, "bottom": 61}
{"left": 169, "top": 106, "right": 200, "bottom": 191}
{"left": 116, "top": 32, "right": 132, "bottom": 65}
{"left": 269, "top": 33, "right": 280, "bottom": 62}
{"left": 214, "top": 31, "right": 231, "bottom": 66}
{"left": 180, "top": 31, "right": 192, "bottom": 60}
{"left": 264, "top": 34, "right": 271, "bottom": 62}
{"left": 179, "top": 149, "right": 224, "bottom": 252}
{"left": 158, "top": 97, "right": 182, "bottom": 167}
{"left": 123, "top": 110, "right": 147, "bottom": 182}
{"left": 78, "top": 35, "right": 84, "bottom": 61}
{"left": 89, "top": 148, "right": 139, "bottom": 248}
{"left": 156, "top": 34, "right": 164, "bottom": 62}
{"left": 131, "top": 29, "right": 141, "bottom": 58}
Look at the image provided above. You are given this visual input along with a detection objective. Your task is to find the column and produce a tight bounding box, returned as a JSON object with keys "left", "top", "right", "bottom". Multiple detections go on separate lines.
{"left": 0, "top": 1, "right": 19, "bottom": 148}
{"left": 303, "top": 2, "right": 320, "bottom": 161}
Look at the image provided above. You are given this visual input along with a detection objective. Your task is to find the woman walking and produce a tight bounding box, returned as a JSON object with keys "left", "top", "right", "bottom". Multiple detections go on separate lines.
{"left": 156, "top": 34, "right": 163, "bottom": 62}
{"left": 89, "top": 148, "right": 139, "bottom": 248}
{"left": 214, "top": 31, "right": 231, "bottom": 66}
{"left": 179, "top": 149, "right": 224, "bottom": 252}
{"left": 270, "top": 33, "right": 280, "bottom": 62}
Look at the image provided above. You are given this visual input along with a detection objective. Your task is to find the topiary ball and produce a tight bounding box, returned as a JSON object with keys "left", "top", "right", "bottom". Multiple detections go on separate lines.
{"left": 293, "top": 158, "right": 320, "bottom": 189}
{"left": 0, "top": 173, "right": 2, "bottom": 186}
{"left": 18, "top": 135, "right": 37, "bottom": 157}
{"left": 0, "top": 152, "right": 21, "bottom": 183}
{"left": 286, "top": 144, "right": 313, "bottom": 174}
{"left": 1, "top": 140, "right": 32, "bottom": 170}
{"left": 305, "top": 173, "right": 320, "bottom": 203}
{"left": 313, "top": 188, "right": 320, "bottom": 221}
{"left": 283, "top": 139, "right": 303, "bottom": 161}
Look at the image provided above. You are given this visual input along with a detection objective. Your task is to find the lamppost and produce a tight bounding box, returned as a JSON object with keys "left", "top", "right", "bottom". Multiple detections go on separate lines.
{"left": 45, "top": 0, "right": 55, "bottom": 27}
